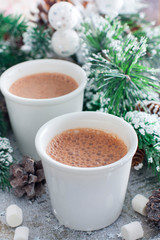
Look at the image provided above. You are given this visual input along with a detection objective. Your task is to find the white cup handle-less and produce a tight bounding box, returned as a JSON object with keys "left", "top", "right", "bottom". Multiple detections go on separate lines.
{"left": 0, "top": 59, "right": 87, "bottom": 159}
{"left": 35, "top": 111, "right": 138, "bottom": 231}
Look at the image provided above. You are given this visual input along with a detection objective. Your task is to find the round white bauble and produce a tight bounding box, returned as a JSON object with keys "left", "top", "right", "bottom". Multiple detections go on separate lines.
{"left": 48, "top": 2, "right": 79, "bottom": 30}
{"left": 95, "top": 0, "right": 124, "bottom": 17}
{"left": 51, "top": 29, "right": 80, "bottom": 57}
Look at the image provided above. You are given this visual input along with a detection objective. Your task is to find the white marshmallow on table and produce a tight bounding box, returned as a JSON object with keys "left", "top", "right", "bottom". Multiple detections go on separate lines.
{"left": 14, "top": 226, "right": 29, "bottom": 240}
{"left": 132, "top": 194, "right": 149, "bottom": 216}
{"left": 6, "top": 204, "right": 23, "bottom": 227}
{"left": 121, "top": 221, "right": 144, "bottom": 240}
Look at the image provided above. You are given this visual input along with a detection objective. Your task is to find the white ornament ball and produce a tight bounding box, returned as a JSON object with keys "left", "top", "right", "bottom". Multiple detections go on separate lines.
{"left": 52, "top": 29, "right": 80, "bottom": 57}
{"left": 95, "top": 0, "right": 124, "bottom": 16}
{"left": 48, "top": 2, "right": 79, "bottom": 30}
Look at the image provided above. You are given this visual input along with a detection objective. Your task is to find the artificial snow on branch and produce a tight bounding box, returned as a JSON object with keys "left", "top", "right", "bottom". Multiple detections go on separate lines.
{"left": 0, "top": 137, "right": 13, "bottom": 190}
{"left": 0, "top": 13, "right": 52, "bottom": 75}
{"left": 125, "top": 111, "right": 160, "bottom": 177}
{"left": 82, "top": 16, "right": 160, "bottom": 116}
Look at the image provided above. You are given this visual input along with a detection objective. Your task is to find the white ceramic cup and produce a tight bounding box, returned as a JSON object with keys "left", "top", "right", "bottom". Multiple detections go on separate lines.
{"left": 0, "top": 59, "right": 87, "bottom": 159}
{"left": 35, "top": 111, "right": 138, "bottom": 231}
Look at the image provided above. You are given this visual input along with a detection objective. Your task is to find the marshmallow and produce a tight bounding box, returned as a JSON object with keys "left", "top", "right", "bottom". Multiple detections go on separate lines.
{"left": 14, "top": 226, "right": 29, "bottom": 240}
{"left": 121, "top": 221, "right": 144, "bottom": 240}
{"left": 132, "top": 194, "right": 148, "bottom": 216}
{"left": 6, "top": 204, "right": 23, "bottom": 227}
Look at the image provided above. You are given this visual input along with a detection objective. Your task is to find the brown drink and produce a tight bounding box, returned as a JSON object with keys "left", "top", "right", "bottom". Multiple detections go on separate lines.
{"left": 9, "top": 72, "right": 78, "bottom": 99}
{"left": 47, "top": 128, "right": 128, "bottom": 168}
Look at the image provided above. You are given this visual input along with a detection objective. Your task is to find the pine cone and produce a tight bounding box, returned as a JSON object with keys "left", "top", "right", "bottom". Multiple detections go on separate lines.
{"left": 135, "top": 101, "right": 160, "bottom": 118}
{"left": 10, "top": 156, "right": 46, "bottom": 199}
{"left": 132, "top": 148, "right": 145, "bottom": 170}
{"left": 146, "top": 189, "right": 160, "bottom": 229}
{"left": 31, "top": 0, "right": 73, "bottom": 28}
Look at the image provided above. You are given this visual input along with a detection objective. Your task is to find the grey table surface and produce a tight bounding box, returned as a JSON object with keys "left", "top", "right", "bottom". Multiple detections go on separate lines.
{"left": 0, "top": 134, "right": 160, "bottom": 240}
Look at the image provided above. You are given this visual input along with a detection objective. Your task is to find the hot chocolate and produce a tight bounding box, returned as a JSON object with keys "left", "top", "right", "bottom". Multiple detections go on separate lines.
{"left": 9, "top": 72, "right": 78, "bottom": 99}
{"left": 47, "top": 128, "right": 128, "bottom": 168}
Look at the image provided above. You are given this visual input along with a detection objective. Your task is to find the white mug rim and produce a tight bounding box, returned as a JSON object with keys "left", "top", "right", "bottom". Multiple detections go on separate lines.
{"left": 0, "top": 59, "right": 87, "bottom": 106}
{"left": 35, "top": 111, "right": 138, "bottom": 174}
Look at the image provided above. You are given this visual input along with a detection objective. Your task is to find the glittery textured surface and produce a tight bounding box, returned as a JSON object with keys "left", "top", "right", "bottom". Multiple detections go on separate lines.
{"left": 0, "top": 133, "right": 160, "bottom": 240}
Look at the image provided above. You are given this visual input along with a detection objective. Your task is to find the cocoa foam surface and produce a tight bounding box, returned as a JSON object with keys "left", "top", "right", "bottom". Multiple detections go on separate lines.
{"left": 47, "top": 128, "right": 128, "bottom": 168}
{"left": 9, "top": 72, "right": 78, "bottom": 99}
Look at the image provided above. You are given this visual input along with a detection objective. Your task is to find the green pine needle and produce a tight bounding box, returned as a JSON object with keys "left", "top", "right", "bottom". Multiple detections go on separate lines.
{"left": 0, "top": 159, "right": 12, "bottom": 191}
{"left": 125, "top": 111, "right": 160, "bottom": 178}
{"left": 0, "top": 41, "right": 28, "bottom": 74}
{"left": 23, "top": 26, "right": 52, "bottom": 59}
{"left": 119, "top": 13, "right": 160, "bottom": 68}
{"left": 82, "top": 15, "right": 160, "bottom": 116}
{"left": 0, "top": 14, "right": 27, "bottom": 74}
{"left": 85, "top": 33, "right": 160, "bottom": 116}
{"left": 0, "top": 13, "right": 27, "bottom": 40}
{"left": 0, "top": 110, "right": 8, "bottom": 136}
{"left": 80, "top": 16, "right": 128, "bottom": 56}
{"left": 0, "top": 137, "right": 13, "bottom": 191}
{"left": 0, "top": 13, "right": 53, "bottom": 74}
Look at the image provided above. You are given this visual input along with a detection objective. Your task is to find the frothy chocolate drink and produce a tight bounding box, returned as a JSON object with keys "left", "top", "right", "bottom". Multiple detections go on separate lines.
{"left": 9, "top": 73, "right": 78, "bottom": 99}
{"left": 47, "top": 128, "right": 128, "bottom": 168}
